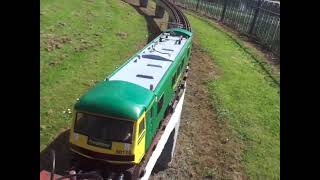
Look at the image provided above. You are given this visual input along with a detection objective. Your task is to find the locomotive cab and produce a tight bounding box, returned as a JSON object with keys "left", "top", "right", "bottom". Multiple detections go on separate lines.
{"left": 68, "top": 80, "right": 153, "bottom": 165}
{"left": 70, "top": 111, "right": 146, "bottom": 164}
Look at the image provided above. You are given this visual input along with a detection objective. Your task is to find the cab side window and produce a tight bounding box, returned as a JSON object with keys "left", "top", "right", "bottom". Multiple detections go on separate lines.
{"left": 139, "top": 118, "right": 145, "bottom": 136}
{"left": 172, "top": 73, "right": 176, "bottom": 87}
{"left": 182, "top": 58, "right": 185, "bottom": 69}
{"left": 157, "top": 95, "right": 164, "bottom": 114}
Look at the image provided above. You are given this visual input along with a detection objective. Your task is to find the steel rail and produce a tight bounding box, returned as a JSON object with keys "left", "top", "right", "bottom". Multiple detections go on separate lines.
{"left": 159, "top": 0, "right": 192, "bottom": 32}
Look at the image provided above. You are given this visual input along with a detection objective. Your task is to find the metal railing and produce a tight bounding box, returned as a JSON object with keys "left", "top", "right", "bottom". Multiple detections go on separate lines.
{"left": 174, "top": 0, "right": 280, "bottom": 56}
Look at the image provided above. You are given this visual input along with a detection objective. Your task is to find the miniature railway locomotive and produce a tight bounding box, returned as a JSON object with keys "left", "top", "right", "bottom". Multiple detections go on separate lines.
{"left": 69, "top": 28, "right": 192, "bottom": 166}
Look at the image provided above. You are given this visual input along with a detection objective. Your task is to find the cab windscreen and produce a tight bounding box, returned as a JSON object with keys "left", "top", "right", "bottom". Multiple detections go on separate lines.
{"left": 74, "top": 113, "right": 133, "bottom": 144}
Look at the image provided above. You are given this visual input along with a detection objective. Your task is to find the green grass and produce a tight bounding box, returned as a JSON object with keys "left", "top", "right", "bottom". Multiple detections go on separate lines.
{"left": 40, "top": 0, "right": 148, "bottom": 151}
{"left": 186, "top": 13, "right": 280, "bottom": 179}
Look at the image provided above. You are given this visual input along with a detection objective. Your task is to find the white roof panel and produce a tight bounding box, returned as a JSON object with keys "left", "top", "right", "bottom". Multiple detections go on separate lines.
{"left": 109, "top": 33, "right": 188, "bottom": 91}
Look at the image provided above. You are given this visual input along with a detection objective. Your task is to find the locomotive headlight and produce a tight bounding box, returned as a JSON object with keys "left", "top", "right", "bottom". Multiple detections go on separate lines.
{"left": 73, "top": 112, "right": 82, "bottom": 141}
{"left": 124, "top": 143, "right": 131, "bottom": 151}
{"left": 74, "top": 132, "right": 79, "bottom": 141}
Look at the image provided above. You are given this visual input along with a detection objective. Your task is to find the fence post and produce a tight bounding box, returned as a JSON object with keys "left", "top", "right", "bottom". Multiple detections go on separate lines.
{"left": 220, "top": 0, "right": 228, "bottom": 22}
{"left": 196, "top": 0, "right": 201, "bottom": 11}
{"left": 249, "top": 0, "right": 262, "bottom": 34}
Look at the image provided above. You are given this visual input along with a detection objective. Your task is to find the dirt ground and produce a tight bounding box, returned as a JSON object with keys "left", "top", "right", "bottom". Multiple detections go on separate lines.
{"left": 123, "top": 1, "right": 247, "bottom": 179}
{"left": 149, "top": 40, "right": 246, "bottom": 180}
{"left": 40, "top": 1, "right": 247, "bottom": 179}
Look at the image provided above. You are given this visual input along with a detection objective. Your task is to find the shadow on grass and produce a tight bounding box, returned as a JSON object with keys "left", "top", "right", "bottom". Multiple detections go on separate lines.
{"left": 126, "top": 1, "right": 162, "bottom": 43}
{"left": 223, "top": 32, "right": 280, "bottom": 87}
{"left": 40, "top": 129, "right": 72, "bottom": 175}
{"left": 40, "top": 130, "right": 135, "bottom": 178}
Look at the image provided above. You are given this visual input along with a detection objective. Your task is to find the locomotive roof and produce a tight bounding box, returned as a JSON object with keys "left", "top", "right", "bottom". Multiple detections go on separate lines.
{"left": 75, "top": 80, "right": 154, "bottom": 120}
{"left": 108, "top": 29, "right": 189, "bottom": 91}
{"left": 75, "top": 29, "right": 192, "bottom": 120}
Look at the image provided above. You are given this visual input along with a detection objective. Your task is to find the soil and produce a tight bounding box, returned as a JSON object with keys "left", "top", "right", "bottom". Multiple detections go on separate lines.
{"left": 42, "top": 34, "right": 71, "bottom": 52}
{"left": 123, "top": 1, "right": 248, "bottom": 179}
{"left": 149, "top": 40, "right": 246, "bottom": 180}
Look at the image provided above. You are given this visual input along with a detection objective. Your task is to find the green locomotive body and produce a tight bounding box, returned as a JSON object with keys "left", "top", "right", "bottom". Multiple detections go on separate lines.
{"left": 69, "top": 28, "right": 192, "bottom": 164}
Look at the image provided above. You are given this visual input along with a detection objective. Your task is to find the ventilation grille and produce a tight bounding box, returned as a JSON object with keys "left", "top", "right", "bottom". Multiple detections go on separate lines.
{"left": 136, "top": 74, "right": 154, "bottom": 79}
{"left": 147, "top": 64, "right": 162, "bottom": 68}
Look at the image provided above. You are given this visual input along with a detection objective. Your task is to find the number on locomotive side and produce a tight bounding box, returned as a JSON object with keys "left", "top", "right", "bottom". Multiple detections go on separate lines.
{"left": 116, "top": 150, "right": 130, "bottom": 154}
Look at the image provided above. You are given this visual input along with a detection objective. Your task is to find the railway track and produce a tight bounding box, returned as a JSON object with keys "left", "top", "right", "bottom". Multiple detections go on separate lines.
{"left": 159, "top": 0, "right": 192, "bottom": 32}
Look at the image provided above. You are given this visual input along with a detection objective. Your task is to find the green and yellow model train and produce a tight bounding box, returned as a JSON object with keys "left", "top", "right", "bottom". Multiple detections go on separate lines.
{"left": 69, "top": 28, "right": 192, "bottom": 165}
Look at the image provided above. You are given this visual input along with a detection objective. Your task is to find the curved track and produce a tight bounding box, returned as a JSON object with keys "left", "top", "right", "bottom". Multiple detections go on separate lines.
{"left": 159, "top": 0, "right": 191, "bottom": 32}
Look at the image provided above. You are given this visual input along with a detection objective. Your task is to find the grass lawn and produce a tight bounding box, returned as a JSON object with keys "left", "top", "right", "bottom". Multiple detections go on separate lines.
{"left": 186, "top": 13, "right": 280, "bottom": 179}
{"left": 40, "top": 0, "right": 148, "bottom": 151}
